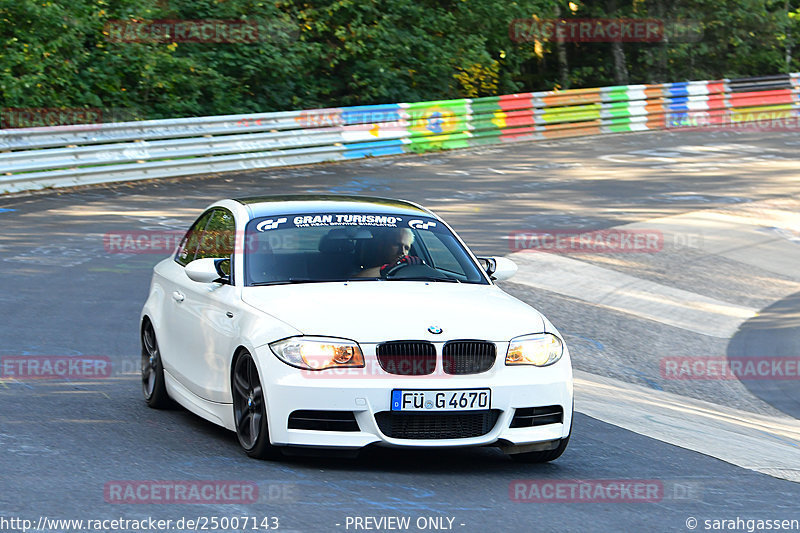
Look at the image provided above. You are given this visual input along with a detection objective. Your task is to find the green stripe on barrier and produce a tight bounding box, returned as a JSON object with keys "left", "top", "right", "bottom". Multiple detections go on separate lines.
{"left": 468, "top": 128, "right": 503, "bottom": 146}
{"left": 602, "top": 87, "right": 634, "bottom": 102}
{"left": 470, "top": 101, "right": 502, "bottom": 115}
{"left": 470, "top": 112, "right": 510, "bottom": 132}
{"left": 541, "top": 104, "right": 601, "bottom": 123}
{"left": 603, "top": 101, "right": 644, "bottom": 118}
{"left": 405, "top": 131, "right": 472, "bottom": 153}
{"left": 603, "top": 117, "right": 650, "bottom": 132}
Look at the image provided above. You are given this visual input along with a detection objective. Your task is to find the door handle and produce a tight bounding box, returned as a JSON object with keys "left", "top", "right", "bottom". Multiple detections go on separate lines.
{"left": 172, "top": 291, "right": 185, "bottom": 302}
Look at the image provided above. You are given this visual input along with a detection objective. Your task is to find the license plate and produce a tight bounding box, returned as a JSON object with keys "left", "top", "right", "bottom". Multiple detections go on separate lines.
{"left": 390, "top": 389, "right": 491, "bottom": 412}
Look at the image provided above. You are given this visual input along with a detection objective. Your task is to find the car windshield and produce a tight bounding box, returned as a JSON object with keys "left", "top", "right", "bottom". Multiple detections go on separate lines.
{"left": 244, "top": 213, "right": 489, "bottom": 286}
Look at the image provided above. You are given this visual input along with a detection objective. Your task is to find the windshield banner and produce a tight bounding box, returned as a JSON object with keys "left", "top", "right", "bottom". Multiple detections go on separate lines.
{"left": 250, "top": 213, "right": 442, "bottom": 232}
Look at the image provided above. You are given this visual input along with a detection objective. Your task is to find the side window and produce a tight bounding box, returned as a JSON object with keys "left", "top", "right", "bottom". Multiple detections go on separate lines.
{"left": 175, "top": 210, "right": 214, "bottom": 266}
{"left": 195, "top": 209, "right": 236, "bottom": 260}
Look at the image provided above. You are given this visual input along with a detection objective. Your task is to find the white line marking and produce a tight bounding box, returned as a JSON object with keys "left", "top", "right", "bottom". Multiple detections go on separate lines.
{"left": 508, "top": 251, "right": 756, "bottom": 337}
{"left": 622, "top": 203, "right": 800, "bottom": 281}
{"left": 575, "top": 371, "right": 800, "bottom": 482}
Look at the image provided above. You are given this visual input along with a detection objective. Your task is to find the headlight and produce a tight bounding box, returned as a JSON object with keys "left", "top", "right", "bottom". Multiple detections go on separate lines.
{"left": 506, "top": 333, "right": 563, "bottom": 367}
{"left": 269, "top": 336, "right": 365, "bottom": 371}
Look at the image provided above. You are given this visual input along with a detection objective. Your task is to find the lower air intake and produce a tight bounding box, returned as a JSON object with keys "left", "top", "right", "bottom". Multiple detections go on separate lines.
{"left": 288, "top": 410, "right": 360, "bottom": 432}
{"left": 509, "top": 406, "right": 564, "bottom": 428}
{"left": 374, "top": 410, "right": 501, "bottom": 439}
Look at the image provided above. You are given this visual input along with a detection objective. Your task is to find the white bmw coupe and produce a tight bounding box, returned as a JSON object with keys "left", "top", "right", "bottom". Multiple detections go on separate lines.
{"left": 140, "top": 195, "right": 573, "bottom": 462}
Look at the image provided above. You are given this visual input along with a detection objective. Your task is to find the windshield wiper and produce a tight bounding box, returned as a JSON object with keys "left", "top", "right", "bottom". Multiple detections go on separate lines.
{"left": 250, "top": 278, "right": 343, "bottom": 286}
{"left": 386, "top": 276, "right": 461, "bottom": 283}
{"left": 251, "top": 277, "right": 463, "bottom": 285}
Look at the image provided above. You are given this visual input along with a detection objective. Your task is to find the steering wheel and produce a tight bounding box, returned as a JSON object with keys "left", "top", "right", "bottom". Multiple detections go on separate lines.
{"left": 380, "top": 255, "right": 424, "bottom": 279}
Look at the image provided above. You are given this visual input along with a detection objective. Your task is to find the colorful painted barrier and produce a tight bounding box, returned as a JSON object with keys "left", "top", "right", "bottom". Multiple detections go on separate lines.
{"left": 1, "top": 73, "right": 798, "bottom": 194}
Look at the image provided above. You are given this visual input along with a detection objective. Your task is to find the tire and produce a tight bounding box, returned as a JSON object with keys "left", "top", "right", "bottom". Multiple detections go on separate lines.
{"left": 232, "top": 351, "right": 281, "bottom": 459}
{"left": 141, "top": 321, "right": 171, "bottom": 409}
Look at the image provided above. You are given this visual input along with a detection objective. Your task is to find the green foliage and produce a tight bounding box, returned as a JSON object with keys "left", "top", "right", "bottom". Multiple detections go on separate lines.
{"left": 0, "top": 0, "right": 798, "bottom": 121}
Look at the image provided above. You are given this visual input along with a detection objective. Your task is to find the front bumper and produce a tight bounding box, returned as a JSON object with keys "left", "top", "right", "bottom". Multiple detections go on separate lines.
{"left": 254, "top": 342, "right": 573, "bottom": 449}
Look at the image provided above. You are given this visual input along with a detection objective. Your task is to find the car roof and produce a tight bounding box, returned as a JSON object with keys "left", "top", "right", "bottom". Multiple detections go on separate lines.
{"left": 233, "top": 194, "right": 433, "bottom": 219}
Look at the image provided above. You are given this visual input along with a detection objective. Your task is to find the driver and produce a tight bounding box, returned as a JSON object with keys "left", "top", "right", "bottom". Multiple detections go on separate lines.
{"left": 353, "top": 227, "right": 418, "bottom": 278}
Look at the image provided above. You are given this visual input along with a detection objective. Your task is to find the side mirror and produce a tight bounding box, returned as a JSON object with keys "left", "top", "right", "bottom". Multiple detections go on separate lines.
{"left": 477, "top": 256, "right": 518, "bottom": 281}
{"left": 185, "top": 258, "right": 231, "bottom": 284}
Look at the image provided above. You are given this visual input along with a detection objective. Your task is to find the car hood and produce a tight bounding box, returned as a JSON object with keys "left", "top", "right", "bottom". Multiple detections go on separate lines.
{"left": 241, "top": 281, "right": 545, "bottom": 343}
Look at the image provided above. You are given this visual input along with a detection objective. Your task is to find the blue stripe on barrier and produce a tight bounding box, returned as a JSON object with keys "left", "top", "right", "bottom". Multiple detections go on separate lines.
{"left": 341, "top": 105, "right": 402, "bottom": 126}
{"left": 668, "top": 89, "right": 690, "bottom": 97}
{"left": 667, "top": 83, "right": 690, "bottom": 97}
{"left": 343, "top": 139, "right": 406, "bottom": 158}
{"left": 666, "top": 97, "right": 690, "bottom": 111}
{"left": 0, "top": 208, "right": 15, "bottom": 213}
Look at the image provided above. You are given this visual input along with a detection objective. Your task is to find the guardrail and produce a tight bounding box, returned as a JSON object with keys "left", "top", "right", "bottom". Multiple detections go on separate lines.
{"left": 2, "top": 73, "right": 798, "bottom": 194}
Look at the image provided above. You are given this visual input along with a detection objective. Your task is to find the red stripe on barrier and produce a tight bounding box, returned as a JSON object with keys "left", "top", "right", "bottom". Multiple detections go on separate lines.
{"left": 705, "top": 81, "right": 727, "bottom": 94}
{"left": 729, "top": 89, "right": 794, "bottom": 106}
{"left": 498, "top": 94, "right": 536, "bottom": 112}
{"left": 502, "top": 109, "right": 536, "bottom": 127}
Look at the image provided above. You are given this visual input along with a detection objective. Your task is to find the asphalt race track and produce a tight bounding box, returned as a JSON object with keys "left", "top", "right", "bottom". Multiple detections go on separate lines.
{"left": 1, "top": 128, "right": 800, "bottom": 532}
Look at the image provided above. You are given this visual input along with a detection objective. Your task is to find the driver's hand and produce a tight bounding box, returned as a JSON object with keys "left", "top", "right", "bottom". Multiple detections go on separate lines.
{"left": 379, "top": 255, "right": 423, "bottom": 278}
{"left": 397, "top": 255, "right": 422, "bottom": 265}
